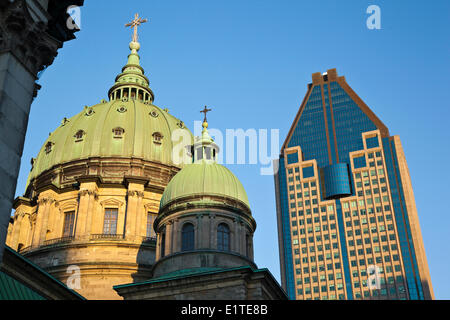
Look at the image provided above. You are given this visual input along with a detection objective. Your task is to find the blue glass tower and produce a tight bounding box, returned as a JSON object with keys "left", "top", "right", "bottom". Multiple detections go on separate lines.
{"left": 274, "top": 69, "right": 433, "bottom": 300}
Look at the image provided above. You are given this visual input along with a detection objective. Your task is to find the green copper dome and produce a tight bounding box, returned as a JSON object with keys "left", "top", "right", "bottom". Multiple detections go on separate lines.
{"left": 160, "top": 120, "right": 250, "bottom": 211}
{"left": 28, "top": 39, "right": 193, "bottom": 184}
{"left": 159, "top": 162, "right": 250, "bottom": 210}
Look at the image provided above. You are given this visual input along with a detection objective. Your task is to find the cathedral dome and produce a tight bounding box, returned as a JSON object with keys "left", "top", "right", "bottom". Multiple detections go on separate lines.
{"left": 28, "top": 39, "right": 193, "bottom": 185}
{"left": 159, "top": 120, "right": 250, "bottom": 212}
{"left": 160, "top": 162, "right": 250, "bottom": 210}
{"left": 29, "top": 101, "right": 192, "bottom": 182}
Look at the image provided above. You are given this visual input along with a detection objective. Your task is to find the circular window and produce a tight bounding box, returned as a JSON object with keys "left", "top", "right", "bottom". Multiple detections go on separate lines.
{"left": 117, "top": 106, "right": 127, "bottom": 113}
{"left": 85, "top": 108, "right": 95, "bottom": 117}
{"left": 150, "top": 110, "right": 159, "bottom": 118}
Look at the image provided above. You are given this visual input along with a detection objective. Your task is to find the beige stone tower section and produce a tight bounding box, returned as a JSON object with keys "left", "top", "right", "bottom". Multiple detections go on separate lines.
{"left": 390, "top": 136, "right": 434, "bottom": 299}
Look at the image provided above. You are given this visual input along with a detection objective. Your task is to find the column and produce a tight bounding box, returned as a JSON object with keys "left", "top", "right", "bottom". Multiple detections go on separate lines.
{"left": 75, "top": 190, "right": 89, "bottom": 239}
{"left": 125, "top": 191, "right": 137, "bottom": 240}
{"left": 0, "top": 0, "right": 82, "bottom": 263}
{"left": 125, "top": 180, "right": 146, "bottom": 242}
{"left": 163, "top": 222, "right": 172, "bottom": 256}
{"left": 32, "top": 196, "right": 54, "bottom": 247}
{"left": 209, "top": 214, "right": 216, "bottom": 248}
{"left": 10, "top": 214, "right": 24, "bottom": 250}
{"left": 172, "top": 218, "right": 180, "bottom": 252}
{"left": 134, "top": 192, "right": 144, "bottom": 239}
{"left": 233, "top": 218, "right": 239, "bottom": 253}
{"left": 84, "top": 190, "right": 98, "bottom": 236}
{"left": 239, "top": 222, "right": 245, "bottom": 255}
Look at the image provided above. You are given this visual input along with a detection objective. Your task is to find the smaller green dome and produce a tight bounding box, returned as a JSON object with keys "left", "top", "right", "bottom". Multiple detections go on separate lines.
{"left": 160, "top": 162, "right": 250, "bottom": 210}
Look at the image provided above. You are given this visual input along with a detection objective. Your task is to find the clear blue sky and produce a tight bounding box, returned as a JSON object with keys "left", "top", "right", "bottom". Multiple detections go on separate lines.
{"left": 16, "top": 0, "right": 450, "bottom": 299}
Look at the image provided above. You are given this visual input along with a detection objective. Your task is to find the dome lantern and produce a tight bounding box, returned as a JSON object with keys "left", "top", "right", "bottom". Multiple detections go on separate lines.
{"left": 192, "top": 106, "right": 219, "bottom": 164}
{"left": 108, "top": 13, "right": 154, "bottom": 103}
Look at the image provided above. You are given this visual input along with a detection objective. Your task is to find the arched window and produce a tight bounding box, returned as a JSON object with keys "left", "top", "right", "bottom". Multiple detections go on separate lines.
{"left": 217, "top": 223, "right": 230, "bottom": 252}
{"left": 181, "top": 223, "right": 195, "bottom": 252}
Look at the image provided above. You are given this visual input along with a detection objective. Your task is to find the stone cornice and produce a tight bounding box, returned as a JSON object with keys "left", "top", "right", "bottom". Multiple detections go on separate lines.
{"left": 25, "top": 156, "right": 179, "bottom": 198}
{"left": 12, "top": 197, "right": 32, "bottom": 210}
{"left": 124, "top": 176, "right": 150, "bottom": 187}
{"left": 0, "top": 0, "right": 62, "bottom": 76}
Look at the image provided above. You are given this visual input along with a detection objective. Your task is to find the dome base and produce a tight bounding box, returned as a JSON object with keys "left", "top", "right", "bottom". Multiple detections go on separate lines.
{"left": 151, "top": 249, "right": 257, "bottom": 279}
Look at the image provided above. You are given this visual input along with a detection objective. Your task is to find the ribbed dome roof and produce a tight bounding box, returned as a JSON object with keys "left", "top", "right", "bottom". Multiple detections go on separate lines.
{"left": 28, "top": 101, "right": 193, "bottom": 182}
{"left": 160, "top": 162, "right": 250, "bottom": 210}
{"left": 28, "top": 38, "right": 193, "bottom": 183}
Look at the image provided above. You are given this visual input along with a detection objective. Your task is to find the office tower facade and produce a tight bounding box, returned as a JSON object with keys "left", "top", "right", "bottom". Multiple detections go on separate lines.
{"left": 274, "top": 69, "right": 433, "bottom": 300}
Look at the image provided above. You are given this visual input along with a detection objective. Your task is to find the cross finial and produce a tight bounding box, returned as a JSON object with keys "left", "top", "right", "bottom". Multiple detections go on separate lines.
{"left": 125, "top": 13, "right": 148, "bottom": 43}
{"left": 200, "top": 106, "right": 212, "bottom": 123}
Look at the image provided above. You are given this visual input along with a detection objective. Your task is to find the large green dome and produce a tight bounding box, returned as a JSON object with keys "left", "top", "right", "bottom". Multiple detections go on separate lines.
{"left": 29, "top": 101, "right": 193, "bottom": 182}
{"left": 28, "top": 38, "right": 193, "bottom": 184}
{"left": 160, "top": 162, "right": 250, "bottom": 210}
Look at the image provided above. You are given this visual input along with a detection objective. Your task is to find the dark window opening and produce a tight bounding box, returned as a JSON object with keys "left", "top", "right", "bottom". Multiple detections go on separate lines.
{"left": 181, "top": 223, "right": 195, "bottom": 251}
{"left": 217, "top": 223, "right": 230, "bottom": 252}
{"left": 63, "top": 211, "right": 76, "bottom": 237}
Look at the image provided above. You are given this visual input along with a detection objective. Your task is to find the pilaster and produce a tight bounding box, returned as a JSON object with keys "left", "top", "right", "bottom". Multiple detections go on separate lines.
{"left": 75, "top": 183, "right": 98, "bottom": 240}
{"left": 124, "top": 180, "right": 146, "bottom": 241}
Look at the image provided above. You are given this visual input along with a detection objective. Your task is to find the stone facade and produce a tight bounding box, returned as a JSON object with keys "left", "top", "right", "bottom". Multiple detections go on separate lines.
{"left": 0, "top": 0, "right": 84, "bottom": 263}
{"left": 6, "top": 173, "right": 169, "bottom": 299}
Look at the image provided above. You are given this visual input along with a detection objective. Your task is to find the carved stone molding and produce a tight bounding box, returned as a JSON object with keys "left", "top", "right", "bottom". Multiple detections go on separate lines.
{"left": 127, "top": 190, "right": 145, "bottom": 198}
{"left": 37, "top": 196, "right": 56, "bottom": 205}
{"left": 0, "top": 0, "right": 62, "bottom": 76}
{"left": 78, "top": 189, "right": 99, "bottom": 199}
{"left": 28, "top": 212, "right": 37, "bottom": 226}
{"left": 99, "top": 198, "right": 124, "bottom": 209}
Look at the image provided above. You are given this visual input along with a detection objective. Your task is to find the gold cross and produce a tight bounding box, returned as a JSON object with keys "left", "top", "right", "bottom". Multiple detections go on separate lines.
{"left": 200, "top": 106, "right": 212, "bottom": 122}
{"left": 125, "top": 13, "right": 148, "bottom": 43}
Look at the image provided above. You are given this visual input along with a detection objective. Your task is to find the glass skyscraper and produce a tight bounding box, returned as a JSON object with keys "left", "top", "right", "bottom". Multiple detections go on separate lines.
{"left": 274, "top": 69, "right": 433, "bottom": 300}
